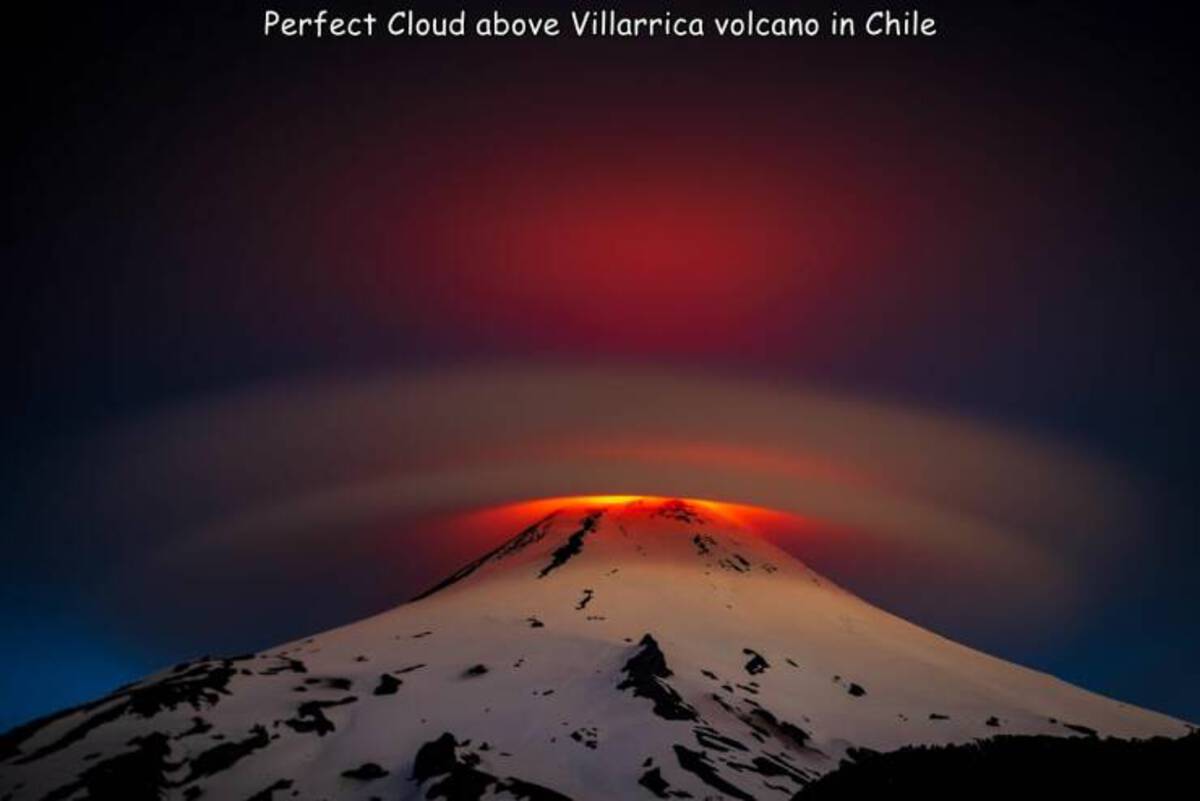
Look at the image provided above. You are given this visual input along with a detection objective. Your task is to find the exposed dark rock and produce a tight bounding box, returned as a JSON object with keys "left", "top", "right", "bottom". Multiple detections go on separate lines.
{"left": 6, "top": 659, "right": 240, "bottom": 766}
{"left": 617, "top": 635, "right": 698, "bottom": 721}
{"left": 342, "top": 762, "right": 388, "bottom": 780}
{"left": 492, "top": 513, "right": 561, "bottom": 560}
{"left": 710, "top": 693, "right": 737, "bottom": 714}
{"left": 672, "top": 744, "right": 754, "bottom": 801}
{"left": 638, "top": 767, "right": 693, "bottom": 798}
{"left": 501, "top": 776, "right": 574, "bottom": 800}
{"left": 694, "top": 726, "right": 749, "bottom": 752}
{"left": 413, "top": 513, "right": 559, "bottom": 600}
{"left": 411, "top": 733, "right": 573, "bottom": 800}
{"left": 846, "top": 683, "right": 866, "bottom": 698}
{"left": 654, "top": 500, "right": 707, "bottom": 524}
{"left": 726, "top": 753, "right": 809, "bottom": 785}
{"left": 748, "top": 708, "right": 813, "bottom": 749}
{"left": 538, "top": 512, "right": 604, "bottom": 578}
{"left": 126, "top": 661, "right": 240, "bottom": 718}
{"left": 639, "top": 767, "right": 672, "bottom": 798}
{"left": 303, "top": 677, "right": 352, "bottom": 691}
{"left": 182, "top": 725, "right": 270, "bottom": 783}
{"left": 374, "top": 674, "right": 402, "bottom": 695}
{"left": 283, "top": 697, "right": 357, "bottom": 736}
{"left": 752, "top": 754, "right": 807, "bottom": 782}
{"left": 246, "top": 778, "right": 294, "bottom": 800}
{"left": 568, "top": 726, "right": 599, "bottom": 750}
{"left": 742, "top": 649, "right": 770, "bottom": 675}
{"left": 0, "top": 700, "right": 97, "bottom": 762}
{"left": 39, "top": 732, "right": 174, "bottom": 801}
{"left": 463, "top": 664, "right": 490, "bottom": 678}
{"left": 412, "top": 733, "right": 462, "bottom": 784}
{"left": 258, "top": 658, "right": 307, "bottom": 676}
{"left": 395, "top": 663, "right": 426, "bottom": 674}
{"left": 176, "top": 717, "right": 212, "bottom": 739}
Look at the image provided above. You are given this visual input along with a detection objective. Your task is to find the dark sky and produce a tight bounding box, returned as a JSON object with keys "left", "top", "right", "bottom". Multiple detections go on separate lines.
{"left": 3, "top": 1, "right": 1198, "bottom": 729}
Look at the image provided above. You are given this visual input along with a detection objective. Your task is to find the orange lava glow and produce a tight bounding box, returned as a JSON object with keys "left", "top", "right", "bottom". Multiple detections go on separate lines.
{"left": 439, "top": 495, "right": 809, "bottom": 547}
{"left": 373, "top": 494, "right": 822, "bottom": 607}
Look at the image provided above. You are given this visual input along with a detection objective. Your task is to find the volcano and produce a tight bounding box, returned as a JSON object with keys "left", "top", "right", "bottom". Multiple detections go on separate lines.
{"left": 0, "top": 498, "right": 1191, "bottom": 800}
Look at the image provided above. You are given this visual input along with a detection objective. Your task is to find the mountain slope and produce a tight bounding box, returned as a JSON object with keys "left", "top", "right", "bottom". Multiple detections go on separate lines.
{"left": 0, "top": 498, "right": 1190, "bottom": 801}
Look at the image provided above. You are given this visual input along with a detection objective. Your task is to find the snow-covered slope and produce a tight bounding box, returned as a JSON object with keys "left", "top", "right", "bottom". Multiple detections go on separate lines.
{"left": 0, "top": 498, "right": 1189, "bottom": 800}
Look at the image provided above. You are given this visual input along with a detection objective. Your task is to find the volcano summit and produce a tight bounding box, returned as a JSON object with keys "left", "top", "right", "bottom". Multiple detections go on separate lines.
{"left": 0, "top": 498, "right": 1191, "bottom": 800}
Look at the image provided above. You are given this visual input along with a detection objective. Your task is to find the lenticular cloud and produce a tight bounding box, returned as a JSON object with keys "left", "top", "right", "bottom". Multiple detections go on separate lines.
{"left": 75, "top": 364, "right": 1140, "bottom": 628}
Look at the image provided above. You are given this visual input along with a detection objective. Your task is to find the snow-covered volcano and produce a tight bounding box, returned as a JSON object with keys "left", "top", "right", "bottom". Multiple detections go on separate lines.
{"left": 0, "top": 498, "right": 1189, "bottom": 800}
